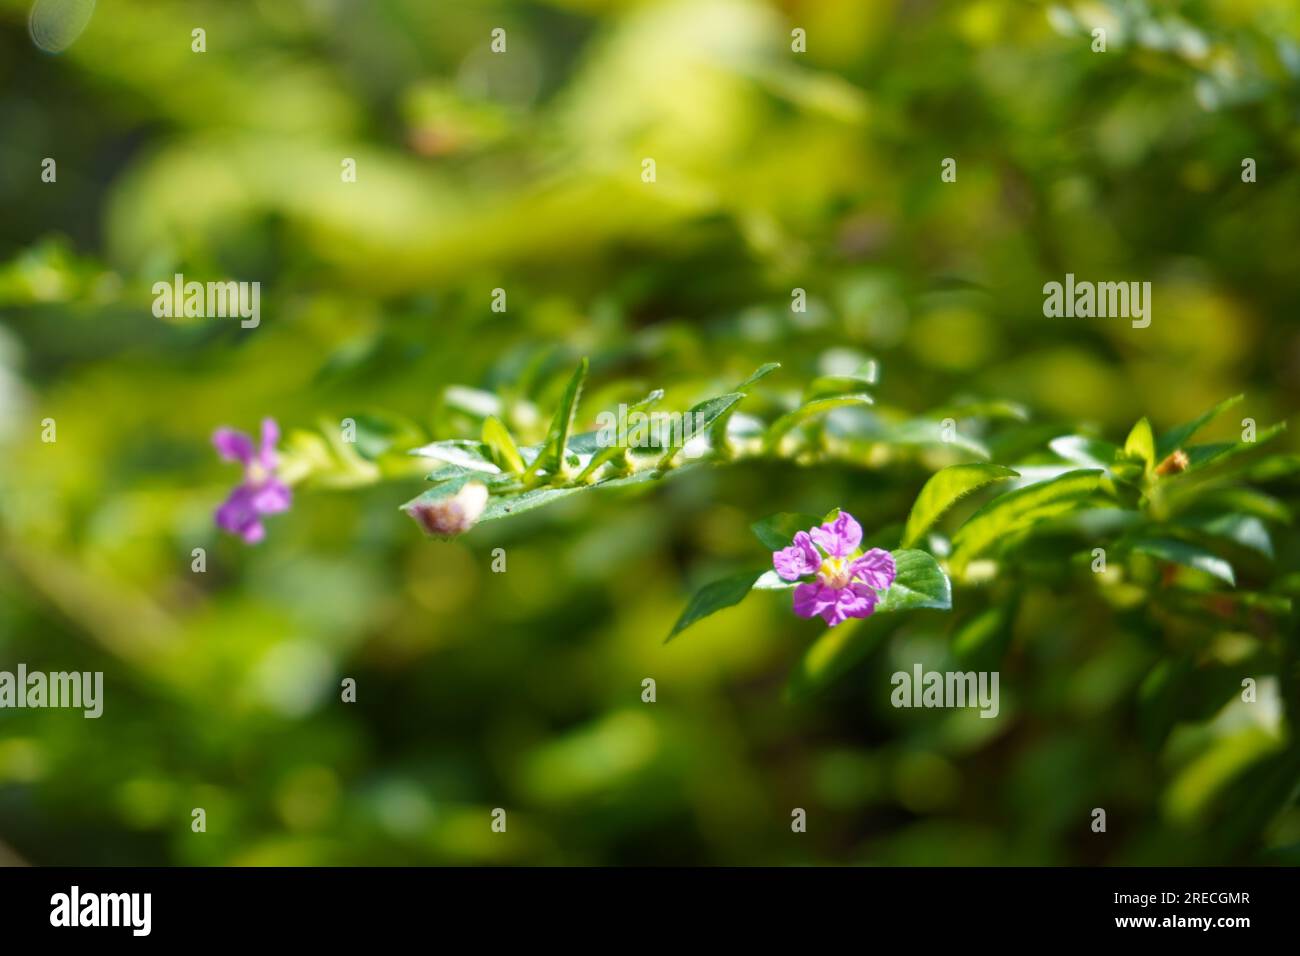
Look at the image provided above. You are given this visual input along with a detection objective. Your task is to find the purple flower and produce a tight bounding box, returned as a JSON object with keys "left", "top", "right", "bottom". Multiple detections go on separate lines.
{"left": 213, "top": 418, "right": 291, "bottom": 543}
{"left": 771, "top": 510, "right": 896, "bottom": 627}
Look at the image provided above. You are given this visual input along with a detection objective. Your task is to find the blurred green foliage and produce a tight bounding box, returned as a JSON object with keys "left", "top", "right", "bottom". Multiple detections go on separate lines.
{"left": 1, "top": 0, "right": 1299, "bottom": 865}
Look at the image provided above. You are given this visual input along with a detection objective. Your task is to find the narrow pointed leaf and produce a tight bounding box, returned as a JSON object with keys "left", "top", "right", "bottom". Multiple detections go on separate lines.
{"left": 1157, "top": 394, "right": 1245, "bottom": 457}
{"left": 901, "top": 464, "right": 1019, "bottom": 548}
{"left": 872, "top": 418, "right": 990, "bottom": 459}
{"left": 657, "top": 392, "right": 743, "bottom": 468}
{"left": 736, "top": 362, "right": 781, "bottom": 390}
{"left": 665, "top": 569, "right": 765, "bottom": 643}
{"left": 1050, "top": 435, "right": 1119, "bottom": 470}
{"left": 765, "top": 394, "right": 873, "bottom": 451}
{"left": 411, "top": 440, "right": 502, "bottom": 475}
{"left": 1130, "top": 538, "right": 1236, "bottom": 585}
{"left": 482, "top": 416, "right": 526, "bottom": 474}
{"left": 573, "top": 388, "right": 664, "bottom": 481}
{"left": 1124, "top": 417, "right": 1155, "bottom": 470}
{"left": 524, "top": 358, "right": 588, "bottom": 479}
{"left": 951, "top": 469, "right": 1103, "bottom": 568}
{"left": 1181, "top": 423, "right": 1287, "bottom": 475}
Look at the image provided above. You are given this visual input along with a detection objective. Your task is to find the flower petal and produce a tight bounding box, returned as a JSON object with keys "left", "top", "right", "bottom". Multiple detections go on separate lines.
{"left": 792, "top": 582, "right": 835, "bottom": 619}
{"left": 213, "top": 428, "right": 255, "bottom": 465}
{"left": 844, "top": 582, "right": 880, "bottom": 617}
{"left": 215, "top": 484, "right": 259, "bottom": 536}
{"left": 259, "top": 417, "right": 281, "bottom": 468}
{"left": 810, "top": 511, "right": 862, "bottom": 558}
{"left": 850, "top": 548, "right": 896, "bottom": 591}
{"left": 252, "top": 479, "right": 292, "bottom": 514}
{"left": 793, "top": 577, "right": 881, "bottom": 627}
{"left": 773, "top": 531, "right": 820, "bottom": 580}
{"left": 816, "top": 583, "right": 878, "bottom": 627}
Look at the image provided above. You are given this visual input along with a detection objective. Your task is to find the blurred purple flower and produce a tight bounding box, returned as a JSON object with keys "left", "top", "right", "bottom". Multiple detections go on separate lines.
{"left": 771, "top": 511, "right": 896, "bottom": 627}
{"left": 213, "top": 418, "right": 290, "bottom": 544}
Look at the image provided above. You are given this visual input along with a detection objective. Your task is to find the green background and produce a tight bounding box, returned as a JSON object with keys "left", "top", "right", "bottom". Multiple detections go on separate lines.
{"left": 1, "top": 0, "right": 1298, "bottom": 865}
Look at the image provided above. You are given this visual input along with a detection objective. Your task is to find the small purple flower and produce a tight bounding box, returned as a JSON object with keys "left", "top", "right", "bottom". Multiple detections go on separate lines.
{"left": 213, "top": 418, "right": 291, "bottom": 544}
{"left": 771, "top": 510, "right": 896, "bottom": 628}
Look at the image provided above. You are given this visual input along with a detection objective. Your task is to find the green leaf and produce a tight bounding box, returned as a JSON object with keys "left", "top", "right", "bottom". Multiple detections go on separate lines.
{"left": 1130, "top": 538, "right": 1236, "bottom": 586}
{"left": 736, "top": 362, "right": 781, "bottom": 390}
{"left": 482, "top": 416, "right": 526, "bottom": 474}
{"left": 570, "top": 391, "right": 659, "bottom": 482}
{"left": 1177, "top": 487, "right": 1291, "bottom": 525}
{"left": 1049, "top": 435, "right": 1120, "bottom": 470}
{"left": 524, "top": 358, "right": 588, "bottom": 480}
{"left": 443, "top": 384, "right": 502, "bottom": 420}
{"left": 803, "top": 360, "right": 877, "bottom": 401}
{"left": 665, "top": 569, "right": 764, "bottom": 643}
{"left": 1246, "top": 453, "right": 1300, "bottom": 481}
{"left": 657, "top": 392, "right": 743, "bottom": 468}
{"left": 629, "top": 388, "right": 666, "bottom": 411}
{"left": 753, "top": 570, "right": 796, "bottom": 590}
{"left": 874, "top": 549, "right": 952, "bottom": 613}
{"left": 804, "top": 375, "right": 875, "bottom": 401}
{"left": 1181, "top": 422, "right": 1287, "bottom": 475}
{"left": 411, "top": 439, "right": 502, "bottom": 475}
{"left": 1157, "top": 394, "right": 1244, "bottom": 457}
{"left": 574, "top": 443, "right": 627, "bottom": 483}
{"left": 480, "top": 484, "right": 584, "bottom": 522}
{"left": 709, "top": 364, "right": 780, "bottom": 452}
{"left": 1163, "top": 728, "right": 1286, "bottom": 828}
{"left": 870, "top": 417, "right": 990, "bottom": 459}
{"left": 929, "top": 398, "right": 1030, "bottom": 422}
{"left": 751, "top": 512, "right": 821, "bottom": 551}
{"left": 1186, "top": 514, "right": 1274, "bottom": 558}
{"left": 950, "top": 469, "right": 1104, "bottom": 569}
{"left": 901, "top": 463, "right": 1019, "bottom": 548}
{"left": 1163, "top": 425, "right": 1290, "bottom": 510}
{"left": 765, "top": 393, "right": 873, "bottom": 451}
{"left": 423, "top": 463, "right": 515, "bottom": 489}
{"left": 1123, "top": 417, "right": 1155, "bottom": 470}
{"left": 283, "top": 423, "right": 384, "bottom": 488}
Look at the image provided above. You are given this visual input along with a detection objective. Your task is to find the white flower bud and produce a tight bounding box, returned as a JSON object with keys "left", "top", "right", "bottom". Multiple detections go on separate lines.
{"left": 404, "top": 481, "right": 489, "bottom": 536}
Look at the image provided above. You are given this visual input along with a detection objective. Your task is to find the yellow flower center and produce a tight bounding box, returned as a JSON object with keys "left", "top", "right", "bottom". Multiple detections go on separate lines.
{"left": 247, "top": 462, "right": 271, "bottom": 485}
{"left": 818, "top": 556, "right": 854, "bottom": 590}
